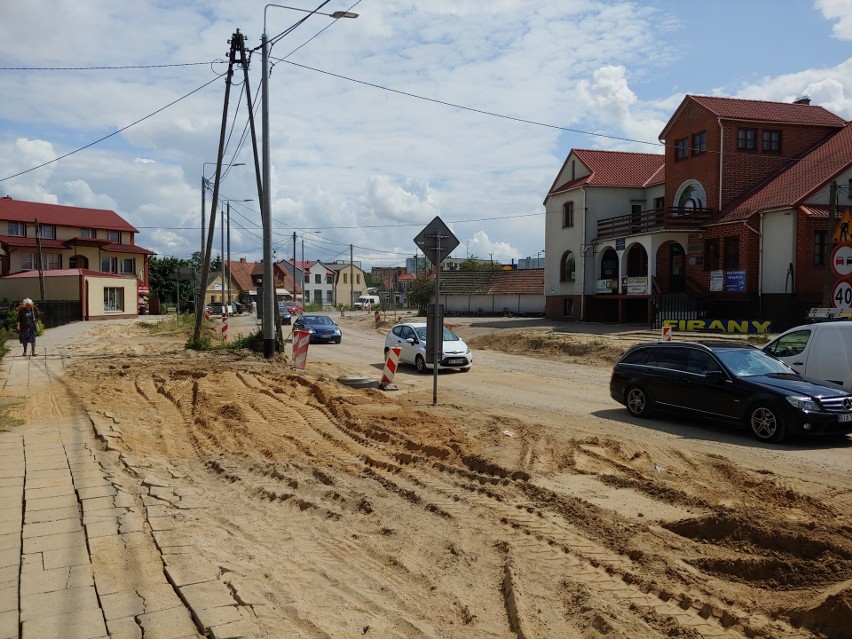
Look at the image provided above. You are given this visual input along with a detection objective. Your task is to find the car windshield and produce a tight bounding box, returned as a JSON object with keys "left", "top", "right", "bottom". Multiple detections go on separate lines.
{"left": 304, "top": 315, "right": 333, "bottom": 325}
{"left": 413, "top": 326, "right": 460, "bottom": 341}
{"left": 715, "top": 348, "right": 796, "bottom": 377}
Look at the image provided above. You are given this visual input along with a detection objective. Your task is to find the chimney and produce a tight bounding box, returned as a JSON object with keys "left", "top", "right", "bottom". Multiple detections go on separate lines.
{"left": 793, "top": 96, "right": 811, "bottom": 105}
{"left": 240, "top": 257, "right": 247, "bottom": 263}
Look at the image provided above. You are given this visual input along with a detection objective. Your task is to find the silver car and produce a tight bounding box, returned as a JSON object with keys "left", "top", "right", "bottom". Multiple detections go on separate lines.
{"left": 384, "top": 322, "right": 472, "bottom": 373}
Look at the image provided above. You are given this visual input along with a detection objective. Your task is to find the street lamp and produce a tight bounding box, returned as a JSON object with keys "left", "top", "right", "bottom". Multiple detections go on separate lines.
{"left": 261, "top": 4, "right": 358, "bottom": 357}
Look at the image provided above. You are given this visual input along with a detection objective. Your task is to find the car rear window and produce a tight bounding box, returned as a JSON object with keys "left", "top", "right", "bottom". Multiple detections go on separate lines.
{"left": 621, "top": 347, "right": 652, "bottom": 365}
{"left": 647, "top": 347, "right": 687, "bottom": 371}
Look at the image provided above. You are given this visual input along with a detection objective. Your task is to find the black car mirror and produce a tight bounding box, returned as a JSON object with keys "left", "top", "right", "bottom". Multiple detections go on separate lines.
{"left": 705, "top": 370, "right": 726, "bottom": 381}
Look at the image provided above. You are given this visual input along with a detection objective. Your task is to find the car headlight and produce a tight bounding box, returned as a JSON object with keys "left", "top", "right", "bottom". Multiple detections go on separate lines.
{"left": 334, "top": 328, "right": 341, "bottom": 334}
{"left": 785, "top": 396, "right": 819, "bottom": 411}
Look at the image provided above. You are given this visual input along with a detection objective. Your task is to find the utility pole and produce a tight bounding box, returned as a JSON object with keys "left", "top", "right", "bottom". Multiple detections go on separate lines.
{"left": 301, "top": 235, "right": 306, "bottom": 306}
{"left": 292, "top": 232, "right": 298, "bottom": 302}
{"left": 34, "top": 219, "right": 46, "bottom": 302}
{"left": 220, "top": 204, "right": 226, "bottom": 312}
{"left": 226, "top": 201, "right": 231, "bottom": 310}
{"left": 350, "top": 244, "right": 354, "bottom": 308}
{"left": 823, "top": 181, "right": 839, "bottom": 307}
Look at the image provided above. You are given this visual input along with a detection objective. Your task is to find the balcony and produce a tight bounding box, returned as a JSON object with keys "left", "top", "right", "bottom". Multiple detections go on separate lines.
{"left": 596, "top": 207, "right": 713, "bottom": 240}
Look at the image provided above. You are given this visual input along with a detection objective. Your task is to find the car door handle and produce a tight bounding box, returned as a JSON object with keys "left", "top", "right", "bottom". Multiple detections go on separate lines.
{"left": 792, "top": 361, "right": 804, "bottom": 366}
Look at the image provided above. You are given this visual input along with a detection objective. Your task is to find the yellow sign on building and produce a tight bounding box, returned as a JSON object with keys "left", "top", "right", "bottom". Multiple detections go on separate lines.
{"left": 832, "top": 210, "right": 852, "bottom": 243}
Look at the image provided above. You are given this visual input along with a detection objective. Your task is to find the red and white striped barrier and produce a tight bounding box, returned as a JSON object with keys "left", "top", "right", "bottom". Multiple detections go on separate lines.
{"left": 221, "top": 316, "right": 228, "bottom": 341}
{"left": 660, "top": 325, "right": 672, "bottom": 342}
{"left": 379, "top": 346, "right": 401, "bottom": 390}
{"left": 292, "top": 330, "right": 311, "bottom": 370}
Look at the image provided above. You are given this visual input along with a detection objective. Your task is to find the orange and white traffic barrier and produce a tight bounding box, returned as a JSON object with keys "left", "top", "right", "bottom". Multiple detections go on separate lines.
{"left": 660, "top": 325, "right": 672, "bottom": 342}
{"left": 221, "top": 315, "right": 228, "bottom": 341}
{"left": 292, "top": 330, "right": 311, "bottom": 370}
{"left": 379, "top": 346, "right": 401, "bottom": 390}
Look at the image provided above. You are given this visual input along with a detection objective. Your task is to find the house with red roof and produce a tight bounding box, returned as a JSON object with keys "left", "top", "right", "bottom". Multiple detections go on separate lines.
{"left": 0, "top": 196, "right": 155, "bottom": 321}
{"left": 544, "top": 95, "right": 852, "bottom": 331}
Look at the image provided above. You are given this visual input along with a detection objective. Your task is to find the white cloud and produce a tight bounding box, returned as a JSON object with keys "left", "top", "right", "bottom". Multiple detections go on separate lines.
{"left": 815, "top": 0, "right": 852, "bottom": 40}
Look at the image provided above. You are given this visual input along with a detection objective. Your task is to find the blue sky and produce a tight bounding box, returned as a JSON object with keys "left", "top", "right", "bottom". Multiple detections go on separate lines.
{"left": 0, "top": 0, "right": 850, "bottom": 269}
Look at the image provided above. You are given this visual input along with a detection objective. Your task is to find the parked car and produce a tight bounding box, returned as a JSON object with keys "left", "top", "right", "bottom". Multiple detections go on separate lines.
{"left": 233, "top": 301, "right": 246, "bottom": 314}
{"left": 293, "top": 314, "right": 341, "bottom": 343}
{"left": 277, "top": 302, "right": 292, "bottom": 325}
{"left": 384, "top": 322, "right": 472, "bottom": 373}
{"left": 609, "top": 340, "right": 852, "bottom": 443}
{"left": 762, "top": 322, "right": 852, "bottom": 390}
{"left": 286, "top": 303, "right": 303, "bottom": 316}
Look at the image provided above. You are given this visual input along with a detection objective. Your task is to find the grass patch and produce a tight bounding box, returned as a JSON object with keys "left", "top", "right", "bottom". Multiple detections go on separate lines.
{"left": 0, "top": 397, "right": 25, "bottom": 432}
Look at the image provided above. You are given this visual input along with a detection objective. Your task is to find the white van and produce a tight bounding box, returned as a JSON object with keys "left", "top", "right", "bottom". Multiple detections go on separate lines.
{"left": 353, "top": 295, "right": 380, "bottom": 310}
{"left": 763, "top": 322, "right": 852, "bottom": 390}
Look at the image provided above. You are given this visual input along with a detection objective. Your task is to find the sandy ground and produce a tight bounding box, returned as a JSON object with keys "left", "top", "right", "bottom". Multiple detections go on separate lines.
{"left": 9, "top": 312, "right": 852, "bottom": 638}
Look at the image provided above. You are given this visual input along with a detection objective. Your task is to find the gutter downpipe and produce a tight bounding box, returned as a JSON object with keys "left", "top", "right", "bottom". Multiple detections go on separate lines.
{"left": 718, "top": 118, "right": 724, "bottom": 211}
{"left": 580, "top": 187, "right": 587, "bottom": 321}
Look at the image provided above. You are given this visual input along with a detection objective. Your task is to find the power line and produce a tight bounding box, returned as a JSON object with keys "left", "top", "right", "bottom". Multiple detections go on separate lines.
{"left": 0, "top": 61, "right": 224, "bottom": 71}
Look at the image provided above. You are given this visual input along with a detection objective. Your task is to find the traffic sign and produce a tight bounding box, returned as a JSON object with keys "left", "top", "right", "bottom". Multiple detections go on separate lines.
{"left": 414, "top": 216, "right": 459, "bottom": 266}
{"left": 830, "top": 242, "right": 852, "bottom": 279}
{"left": 832, "top": 280, "right": 852, "bottom": 310}
{"left": 831, "top": 211, "right": 852, "bottom": 243}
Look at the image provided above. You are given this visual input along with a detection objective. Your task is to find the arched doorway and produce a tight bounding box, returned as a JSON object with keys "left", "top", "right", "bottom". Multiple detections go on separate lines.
{"left": 600, "top": 247, "right": 619, "bottom": 286}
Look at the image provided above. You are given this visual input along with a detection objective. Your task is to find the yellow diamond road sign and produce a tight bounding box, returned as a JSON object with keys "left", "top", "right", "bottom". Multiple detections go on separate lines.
{"left": 832, "top": 210, "right": 852, "bottom": 243}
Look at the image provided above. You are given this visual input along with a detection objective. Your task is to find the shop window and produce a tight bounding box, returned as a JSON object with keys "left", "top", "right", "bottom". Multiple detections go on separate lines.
{"left": 724, "top": 236, "right": 740, "bottom": 269}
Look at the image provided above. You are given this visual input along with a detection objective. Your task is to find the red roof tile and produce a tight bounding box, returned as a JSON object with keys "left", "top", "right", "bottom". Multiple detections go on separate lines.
{"left": 800, "top": 204, "right": 852, "bottom": 219}
{"left": 0, "top": 197, "right": 140, "bottom": 232}
{"left": 715, "top": 123, "right": 852, "bottom": 223}
{"left": 548, "top": 150, "right": 664, "bottom": 196}
{"left": 489, "top": 269, "right": 544, "bottom": 295}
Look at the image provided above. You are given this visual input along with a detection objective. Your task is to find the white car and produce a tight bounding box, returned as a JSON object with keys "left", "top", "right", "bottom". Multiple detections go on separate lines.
{"left": 384, "top": 322, "right": 472, "bottom": 373}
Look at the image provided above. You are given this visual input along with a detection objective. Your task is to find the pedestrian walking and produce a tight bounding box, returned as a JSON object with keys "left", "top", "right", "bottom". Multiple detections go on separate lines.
{"left": 17, "top": 298, "right": 39, "bottom": 356}
{"left": 251, "top": 299, "right": 257, "bottom": 316}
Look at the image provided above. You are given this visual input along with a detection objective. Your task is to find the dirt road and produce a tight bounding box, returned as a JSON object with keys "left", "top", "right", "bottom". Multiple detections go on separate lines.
{"left": 11, "top": 314, "right": 852, "bottom": 638}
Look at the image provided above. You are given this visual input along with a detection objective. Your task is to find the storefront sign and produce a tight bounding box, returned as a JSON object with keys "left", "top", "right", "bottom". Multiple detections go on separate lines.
{"left": 725, "top": 270, "right": 746, "bottom": 292}
{"left": 626, "top": 276, "right": 647, "bottom": 294}
{"left": 687, "top": 243, "right": 703, "bottom": 255}
{"left": 709, "top": 270, "right": 723, "bottom": 291}
{"left": 596, "top": 279, "right": 613, "bottom": 294}
{"left": 661, "top": 318, "right": 772, "bottom": 334}
{"left": 615, "top": 238, "right": 625, "bottom": 251}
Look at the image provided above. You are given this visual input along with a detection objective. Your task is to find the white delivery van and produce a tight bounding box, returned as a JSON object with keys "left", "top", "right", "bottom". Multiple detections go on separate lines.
{"left": 762, "top": 322, "right": 852, "bottom": 390}
{"left": 353, "top": 294, "right": 380, "bottom": 310}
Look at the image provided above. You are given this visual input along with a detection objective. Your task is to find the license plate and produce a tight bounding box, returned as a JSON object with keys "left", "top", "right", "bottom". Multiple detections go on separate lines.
{"left": 446, "top": 358, "right": 465, "bottom": 365}
{"left": 839, "top": 414, "right": 852, "bottom": 423}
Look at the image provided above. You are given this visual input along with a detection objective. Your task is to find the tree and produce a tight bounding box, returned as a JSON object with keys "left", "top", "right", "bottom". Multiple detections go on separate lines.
{"left": 459, "top": 256, "right": 501, "bottom": 271}
{"left": 148, "top": 256, "right": 195, "bottom": 304}
{"left": 407, "top": 272, "right": 435, "bottom": 311}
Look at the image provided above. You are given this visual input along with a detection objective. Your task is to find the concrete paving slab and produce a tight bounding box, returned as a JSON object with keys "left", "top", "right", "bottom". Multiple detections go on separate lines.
{"left": 41, "top": 543, "right": 91, "bottom": 570}
{"left": 178, "top": 580, "right": 235, "bottom": 611}
{"left": 136, "top": 606, "right": 199, "bottom": 639}
{"left": 0, "top": 477, "right": 23, "bottom": 490}
{"left": 105, "top": 616, "right": 143, "bottom": 639}
{"left": 163, "top": 556, "right": 219, "bottom": 587}
{"left": 0, "top": 486, "right": 23, "bottom": 500}
{"left": 20, "top": 564, "right": 93, "bottom": 596}
{"left": 25, "top": 483, "right": 76, "bottom": 500}
{"left": 24, "top": 475, "right": 74, "bottom": 490}
{"left": 0, "top": 565, "right": 16, "bottom": 585}
{"left": 25, "top": 493, "right": 79, "bottom": 512}
{"left": 0, "top": 535, "right": 19, "bottom": 553}
{"left": 0, "top": 521, "right": 18, "bottom": 537}
{"left": 194, "top": 604, "right": 241, "bottom": 629}
{"left": 23, "top": 529, "right": 87, "bottom": 554}
{"left": 23, "top": 517, "right": 83, "bottom": 539}
{"left": 0, "top": 547, "right": 19, "bottom": 570}
{"left": 85, "top": 519, "right": 120, "bottom": 538}
{"left": 0, "top": 584, "right": 16, "bottom": 613}
{"left": 20, "top": 584, "right": 100, "bottom": 621}
{"left": 208, "top": 617, "right": 257, "bottom": 639}
{"left": 25, "top": 505, "right": 80, "bottom": 524}
{"left": 81, "top": 496, "right": 116, "bottom": 513}
{"left": 0, "top": 506, "right": 22, "bottom": 526}
{"left": 0, "top": 609, "right": 17, "bottom": 639}
{"left": 78, "top": 485, "right": 117, "bottom": 500}
{"left": 20, "top": 607, "right": 107, "bottom": 639}
{"left": 100, "top": 589, "right": 145, "bottom": 620}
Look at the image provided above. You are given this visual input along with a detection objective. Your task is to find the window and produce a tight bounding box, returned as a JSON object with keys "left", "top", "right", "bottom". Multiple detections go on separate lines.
{"left": 304, "top": 290, "right": 311, "bottom": 302}
{"left": 36, "top": 224, "right": 56, "bottom": 239}
{"left": 356, "top": 274, "right": 361, "bottom": 284}
{"left": 653, "top": 196, "right": 665, "bottom": 210}
{"left": 81, "top": 228, "right": 96, "bottom": 238}
{"left": 343, "top": 273, "right": 348, "bottom": 284}
{"left": 560, "top": 251, "right": 576, "bottom": 282}
{"left": 314, "top": 273, "right": 321, "bottom": 284}
{"left": 724, "top": 236, "right": 740, "bottom": 269}
{"left": 691, "top": 131, "right": 706, "bottom": 154}
{"left": 326, "top": 290, "right": 333, "bottom": 303}
{"left": 675, "top": 137, "right": 689, "bottom": 160}
{"left": 107, "top": 230, "right": 121, "bottom": 243}
{"left": 814, "top": 230, "right": 827, "bottom": 267}
{"left": 737, "top": 128, "right": 756, "bottom": 150}
{"left": 326, "top": 275, "right": 333, "bottom": 285}
{"left": 686, "top": 350, "right": 722, "bottom": 375}
{"left": 304, "top": 273, "right": 310, "bottom": 283}
{"left": 101, "top": 257, "right": 118, "bottom": 273}
{"left": 21, "top": 252, "right": 61, "bottom": 270}
{"left": 704, "top": 238, "right": 720, "bottom": 271}
{"left": 562, "top": 201, "right": 574, "bottom": 227}
{"left": 122, "top": 258, "right": 135, "bottom": 275}
{"left": 69, "top": 256, "right": 89, "bottom": 269}
{"left": 104, "top": 287, "right": 124, "bottom": 312}
{"left": 762, "top": 130, "right": 781, "bottom": 152}
{"left": 7, "top": 222, "right": 25, "bottom": 237}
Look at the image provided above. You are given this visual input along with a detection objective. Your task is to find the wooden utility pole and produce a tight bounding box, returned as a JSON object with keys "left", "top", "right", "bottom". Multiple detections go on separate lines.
{"left": 34, "top": 219, "right": 45, "bottom": 301}
{"left": 822, "top": 181, "right": 838, "bottom": 307}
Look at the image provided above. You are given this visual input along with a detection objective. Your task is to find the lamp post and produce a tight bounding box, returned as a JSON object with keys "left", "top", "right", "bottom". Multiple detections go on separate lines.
{"left": 262, "top": 3, "right": 357, "bottom": 356}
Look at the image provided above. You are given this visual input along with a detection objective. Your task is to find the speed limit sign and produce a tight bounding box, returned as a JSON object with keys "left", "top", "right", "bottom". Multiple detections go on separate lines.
{"left": 833, "top": 280, "right": 852, "bottom": 309}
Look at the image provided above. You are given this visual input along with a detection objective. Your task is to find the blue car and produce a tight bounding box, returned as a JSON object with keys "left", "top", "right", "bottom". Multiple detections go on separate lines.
{"left": 294, "top": 313, "right": 342, "bottom": 343}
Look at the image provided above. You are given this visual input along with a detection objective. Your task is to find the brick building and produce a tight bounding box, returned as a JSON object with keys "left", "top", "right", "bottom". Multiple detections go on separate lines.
{"left": 544, "top": 95, "right": 852, "bottom": 331}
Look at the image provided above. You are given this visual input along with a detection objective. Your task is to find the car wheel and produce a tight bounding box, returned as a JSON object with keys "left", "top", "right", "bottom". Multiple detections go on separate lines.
{"left": 748, "top": 403, "right": 787, "bottom": 443}
{"left": 383, "top": 347, "right": 389, "bottom": 357}
{"left": 625, "top": 386, "right": 651, "bottom": 418}
{"left": 415, "top": 355, "right": 428, "bottom": 374}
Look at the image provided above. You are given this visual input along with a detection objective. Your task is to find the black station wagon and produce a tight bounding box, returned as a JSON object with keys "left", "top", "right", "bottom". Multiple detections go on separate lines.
{"left": 609, "top": 341, "right": 852, "bottom": 443}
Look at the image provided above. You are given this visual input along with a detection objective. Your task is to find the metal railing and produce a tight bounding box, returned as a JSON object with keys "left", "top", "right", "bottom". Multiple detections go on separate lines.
{"left": 597, "top": 207, "right": 713, "bottom": 240}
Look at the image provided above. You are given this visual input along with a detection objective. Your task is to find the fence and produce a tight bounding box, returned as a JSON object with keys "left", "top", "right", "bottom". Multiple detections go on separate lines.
{"left": 653, "top": 294, "right": 819, "bottom": 333}
{"left": 36, "top": 300, "right": 82, "bottom": 329}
